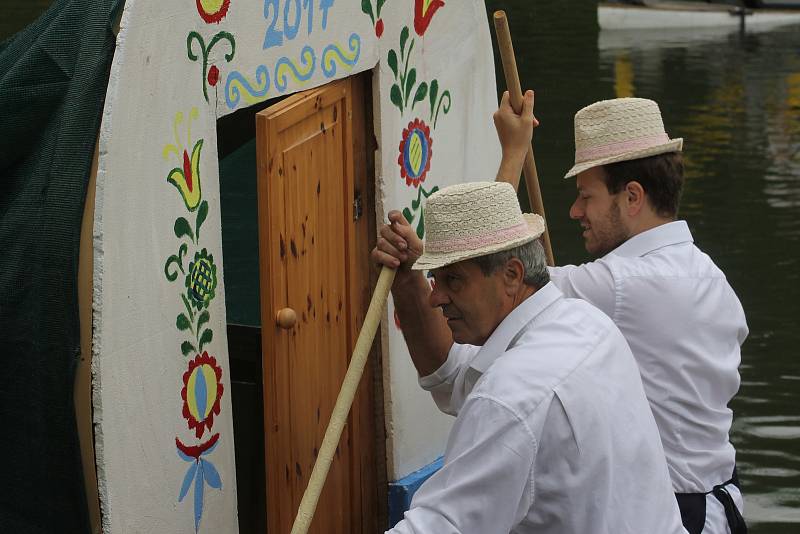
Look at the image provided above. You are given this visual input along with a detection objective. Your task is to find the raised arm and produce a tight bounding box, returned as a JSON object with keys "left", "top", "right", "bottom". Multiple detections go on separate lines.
{"left": 493, "top": 90, "right": 537, "bottom": 184}
{"left": 372, "top": 210, "right": 453, "bottom": 376}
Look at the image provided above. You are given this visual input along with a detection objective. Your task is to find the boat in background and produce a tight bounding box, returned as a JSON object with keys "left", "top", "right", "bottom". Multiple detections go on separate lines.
{"left": 599, "top": 0, "right": 800, "bottom": 30}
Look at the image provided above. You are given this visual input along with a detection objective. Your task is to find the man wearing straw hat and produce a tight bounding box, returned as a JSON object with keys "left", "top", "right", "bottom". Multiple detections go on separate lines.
{"left": 492, "top": 93, "right": 748, "bottom": 534}
{"left": 375, "top": 181, "right": 685, "bottom": 533}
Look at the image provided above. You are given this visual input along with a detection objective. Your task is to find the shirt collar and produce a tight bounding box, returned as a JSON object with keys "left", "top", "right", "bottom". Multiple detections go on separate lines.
{"left": 609, "top": 220, "right": 694, "bottom": 258}
{"left": 468, "top": 282, "right": 563, "bottom": 374}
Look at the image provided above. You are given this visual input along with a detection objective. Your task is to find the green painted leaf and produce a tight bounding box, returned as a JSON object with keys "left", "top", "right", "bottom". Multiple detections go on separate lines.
{"left": 405, "top": 68, "right": 416, "bottom": 102}
{"left": 410, "top": 185, "right": 424, "bottom": 210}
{"left": 376, "top": 0, "right": 387, "bottom": 17}
{"left": 360, "top": 0, "right": 374, "bottom": 21}
{"left": 196, "top": 200, "right": 209, "bottom": 240}
{"left": 197, "top": 310, "right": 210, "bottom": 332}
{"left": 181, "top": 341, "right": 196, "bottom": 357}
{"left": 387, "top": 49, "right": 398, "bottom": 79}
{"left": 174, "top": 217, "right": 194, "bottom": 242}
{"left": 412, "top": 81, "right": 427, "bottom": 111}
{"left": 400, "top": 26, "right": 409, "bottom": 59}
{"left": 434, "top": 90, "right": 452, "bottom": 128}
{"left": 177, "top": 313, "right": 191, "bottom": 331}
{"left": 429, "top": 79, "right": 439, "bottom": 121}
{"left": 390, "top": 84, "right": 403, "bottom": 113}
{"left": 402, "top": 207, "right": 415, "bottom": 224}
{"left": 199, "top": 329, "right": 213, "bottom": 350}
{"left": 416, "top": 211, "right": 425, "bottom": 239}
{"left": 181, "top": 293, "right": 195, "bottom": 321}
{"left": 178, "top": 243, "right": 188, "bottom": 268}
{"left": 164, "top": 255, "right": 181, "bottom": 282}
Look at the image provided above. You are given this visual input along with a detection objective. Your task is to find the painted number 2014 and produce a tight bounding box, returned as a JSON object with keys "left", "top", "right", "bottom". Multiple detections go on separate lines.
{"left": 263, "top": 0, "right": 335, "bottom": 49}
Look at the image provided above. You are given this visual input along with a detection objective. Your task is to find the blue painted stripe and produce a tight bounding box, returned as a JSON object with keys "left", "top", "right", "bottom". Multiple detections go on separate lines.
{"left": 387, "top": 456, "right": 444, "bottom": 528}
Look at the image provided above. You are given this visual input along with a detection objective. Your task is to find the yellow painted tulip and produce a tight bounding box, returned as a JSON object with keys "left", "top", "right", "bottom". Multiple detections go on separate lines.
{"left": 168, "top": 139, "right": 203, "bottom": 211}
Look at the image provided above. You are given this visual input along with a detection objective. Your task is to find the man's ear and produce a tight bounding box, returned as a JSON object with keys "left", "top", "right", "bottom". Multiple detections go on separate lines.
{"left": 624, "top": 180, "right": 646, "bottom": 216}
{"left": 503, "top": 258, "right": 526, "bottom": 294}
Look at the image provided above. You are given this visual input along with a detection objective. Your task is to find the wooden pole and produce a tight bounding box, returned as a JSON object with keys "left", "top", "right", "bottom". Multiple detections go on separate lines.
{"left": 493, "top": 10, "right": 555, "bottom": 266}
{"left": 290, "top": 266, "right": 395, "bottom": 534}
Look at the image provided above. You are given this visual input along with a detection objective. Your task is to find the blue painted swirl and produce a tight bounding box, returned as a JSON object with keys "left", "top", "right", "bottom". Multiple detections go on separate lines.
{"left": 225, "top": 64, "right": 270, "bottom": 109}
{"left": 321, "top": 33, "right": 361, "bottom": 78}
{"left": 274, "top": 45, "right": 316, "bottom": 92}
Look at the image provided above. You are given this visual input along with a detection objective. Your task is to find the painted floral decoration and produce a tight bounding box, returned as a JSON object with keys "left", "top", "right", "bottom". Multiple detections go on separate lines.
{"left": 360, "top": 0, "right": 389, "bottom": 38}
{"left": 414, "top": 0, "right": 445, "bottom": 36}
{"left": 185, "top": 248, "right": 218, "bottom": 311}
{"left": 177, "top": 432, "right": 222, "bottom": 532}
{"left": 398, "top": 118, "right": 433, "bottom": 187}
{"left": 168, "top": 139, "right": 203, "bottom": 212}
{"left": 196, "top": 0, "right": 231, "bottom": 24}
{"left": 207, "top": 65, "right": 220, "bottom": 87}
{"left": 181, "top": 352, "right": 224, "bottom": 439}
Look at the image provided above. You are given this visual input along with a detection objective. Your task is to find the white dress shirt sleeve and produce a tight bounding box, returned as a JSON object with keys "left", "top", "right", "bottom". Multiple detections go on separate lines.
{"left": 387, "top": 395, "right": 536, "bottom": 534}
{"left": 418, "top": 343, "right": 480, "bottom": 416}
{"left": 548, "top": 262, "right": 617, "bottom": 318}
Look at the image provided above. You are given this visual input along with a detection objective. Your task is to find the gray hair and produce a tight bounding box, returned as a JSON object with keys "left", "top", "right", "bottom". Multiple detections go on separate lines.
{"left": 471, "top": 238, "right": 550, "bottom": 288}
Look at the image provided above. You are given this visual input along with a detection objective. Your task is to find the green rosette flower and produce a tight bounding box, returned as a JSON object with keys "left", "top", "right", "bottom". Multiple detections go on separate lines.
{"left": 185, "top": 248, "right": 218, "bottom": 310}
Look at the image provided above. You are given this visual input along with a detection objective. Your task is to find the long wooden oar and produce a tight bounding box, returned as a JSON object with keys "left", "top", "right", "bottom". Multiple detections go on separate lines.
{"left": 290, "top": 265, "right": 395, "bottom": 534}
{"left": 493, "top": 10, "right": 555, "bottom": 266}
{"left": 291, "top": 12, "right": 550, "bottom": 534}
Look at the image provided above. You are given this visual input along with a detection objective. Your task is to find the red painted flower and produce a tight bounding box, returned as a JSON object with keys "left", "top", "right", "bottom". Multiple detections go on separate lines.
{"left": 196, "top": 0, "right": 231, "bottom": 24}
{"left": 398, "top": 118, "right": 433, "bottom": 187}
{"left": 375, "top": 19, "right": 384, "bottom": 38}
{"left": 414, "top": 0, "right": 445, "bottom": 36}
{"left": 176, "top": 433, "right": 220, "bottom": 460}
{"left": 181, "top": 352, "right": 224, "bottom": 439}
{"left": 207, "top": 65, "right": 220, "bottom": 87}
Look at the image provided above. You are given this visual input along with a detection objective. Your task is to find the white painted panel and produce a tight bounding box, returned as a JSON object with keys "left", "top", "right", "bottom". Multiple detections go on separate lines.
{"left": 94, "top": 1, "right": 500, "bottom": 531}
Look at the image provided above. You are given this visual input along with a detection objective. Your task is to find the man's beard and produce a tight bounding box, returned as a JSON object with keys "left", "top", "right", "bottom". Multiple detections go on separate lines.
{"left": 590, "top": 200, "right": 629, "bottom": 257}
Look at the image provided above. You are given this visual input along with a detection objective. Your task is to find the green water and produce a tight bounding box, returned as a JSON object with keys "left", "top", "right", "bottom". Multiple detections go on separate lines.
{"left": 484, "top": 2, "right": 800, "bottom": 532}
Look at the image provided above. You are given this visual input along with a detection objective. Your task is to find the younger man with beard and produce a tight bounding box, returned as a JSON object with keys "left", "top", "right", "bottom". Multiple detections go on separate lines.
{"left": 493, "top": 93, "right": 749, "bottom": 534}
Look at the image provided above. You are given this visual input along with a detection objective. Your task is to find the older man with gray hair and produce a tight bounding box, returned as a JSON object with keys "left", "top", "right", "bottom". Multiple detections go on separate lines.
{"left": 375, "top": 181, "right": 684, "bottom": 533}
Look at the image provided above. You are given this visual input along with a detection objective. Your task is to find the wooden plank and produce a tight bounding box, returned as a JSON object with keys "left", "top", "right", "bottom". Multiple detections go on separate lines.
{"left": 257, "top": 108, "right": 292, "bottom": 534}
{"left": 77, "top": 137, "right": 102, "bottom": 534}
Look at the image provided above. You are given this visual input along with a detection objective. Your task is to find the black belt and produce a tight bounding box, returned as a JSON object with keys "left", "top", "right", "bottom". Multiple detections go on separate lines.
{"left": 674, "top": 469, "right": 747, "bottom": 534}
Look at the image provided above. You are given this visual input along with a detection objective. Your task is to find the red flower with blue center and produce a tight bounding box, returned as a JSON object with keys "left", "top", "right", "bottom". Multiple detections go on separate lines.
{"left": 181, "top": 352, "right": 224, "bottom": 439}
{"left": 398, "top": 118, "right": 433, "bottom": 187}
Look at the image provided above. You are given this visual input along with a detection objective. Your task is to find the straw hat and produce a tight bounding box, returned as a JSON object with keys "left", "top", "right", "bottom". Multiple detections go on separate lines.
{"left": 564, "top": 98, "right": 683, "bottom": 178}
{"left": 412, "top": 181, "right": 545, "bottom": 271}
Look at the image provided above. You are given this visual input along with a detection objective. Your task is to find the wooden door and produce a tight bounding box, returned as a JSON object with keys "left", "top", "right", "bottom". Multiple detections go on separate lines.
{"left": 256, "top": 76, "right": 381, "bottom": 534}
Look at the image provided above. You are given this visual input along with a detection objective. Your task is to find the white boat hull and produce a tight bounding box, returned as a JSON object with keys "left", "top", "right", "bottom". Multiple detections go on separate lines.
{"left": 599, "top": 3, "right": 800, "bottom": 29}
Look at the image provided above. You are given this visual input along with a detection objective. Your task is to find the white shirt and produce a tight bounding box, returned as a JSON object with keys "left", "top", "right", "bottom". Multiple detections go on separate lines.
{"left": 388, "top": 283, "right": 685, "bottom": 534}
{"left": 549, "top": 220, "right": 748, "bottom": 493}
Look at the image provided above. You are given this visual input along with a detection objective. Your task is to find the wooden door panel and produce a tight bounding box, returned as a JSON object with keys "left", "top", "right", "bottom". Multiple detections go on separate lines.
{"left": 283, "top": 109, "right": 349, "bottom": 533}
{"left": 257, "top": 77, "right": 375, "bottom": 534}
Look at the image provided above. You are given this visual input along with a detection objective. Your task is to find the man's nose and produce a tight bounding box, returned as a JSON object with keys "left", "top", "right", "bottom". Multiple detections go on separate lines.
{"left": 569, "top": 198, "right": 583, "bottom": 220}
{"left": 429, "top": 284, "right": 450, "bottom": 308}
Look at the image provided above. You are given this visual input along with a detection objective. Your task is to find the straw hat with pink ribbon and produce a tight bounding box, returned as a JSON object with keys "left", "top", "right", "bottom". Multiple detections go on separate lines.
{"left": 564, "top": 98, "right": 683, "bottom": 178}
{"left": 412, "top": 181, "right": 545, "bottom": 271}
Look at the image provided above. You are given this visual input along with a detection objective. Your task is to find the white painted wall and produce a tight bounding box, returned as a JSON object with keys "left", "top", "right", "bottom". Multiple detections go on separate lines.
{"left": 93, "top": 0, "right": 499, "bottom": 531}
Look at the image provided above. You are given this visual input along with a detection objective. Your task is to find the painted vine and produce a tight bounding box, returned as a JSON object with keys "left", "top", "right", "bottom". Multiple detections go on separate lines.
{"left": 162, "top": 107, "right": 225, "bottom": 533}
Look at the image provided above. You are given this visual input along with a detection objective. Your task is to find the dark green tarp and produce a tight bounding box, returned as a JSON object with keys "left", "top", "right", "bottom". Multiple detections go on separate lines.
{"left": 0, "top": 0, "right": 120, "bottom": 531}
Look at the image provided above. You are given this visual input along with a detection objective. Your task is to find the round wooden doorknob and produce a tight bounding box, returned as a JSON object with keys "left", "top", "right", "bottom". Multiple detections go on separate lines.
{"left": 275, "top": 308, "right": 297, "bottom": 329}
